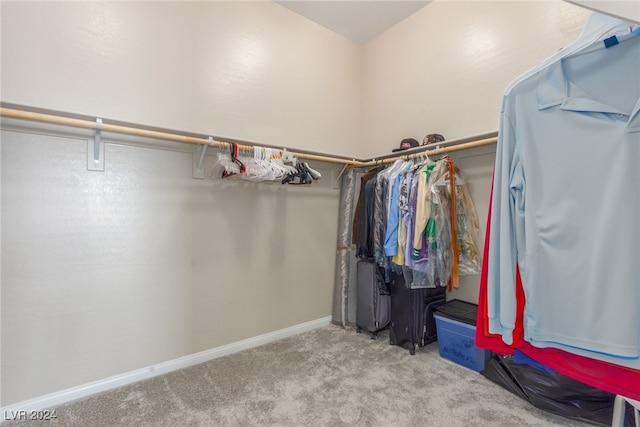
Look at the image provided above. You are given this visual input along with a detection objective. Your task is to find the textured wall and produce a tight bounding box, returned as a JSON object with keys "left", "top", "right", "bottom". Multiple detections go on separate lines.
{"left": 360, "top": 0, "right": 591, "bottom": 303}
{"left": 0, "top": 1, "right": 363, "bottom": 158}
{"left": 0, "top": 0, "right": 602, "bottom": 408}
{"left": 0, "top": 1, "right": 349, "bottom": 406}
{"left": 0, "top": 128, "right": 340, "bottom": 406}
{"left": 362, "top": 0, "right": 591, "bottom": 158}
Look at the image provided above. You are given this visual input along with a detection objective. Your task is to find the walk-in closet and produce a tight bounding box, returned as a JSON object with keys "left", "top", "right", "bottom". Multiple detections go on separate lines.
{"left": 1, "top": 1, "right": 639, "bottom": 426}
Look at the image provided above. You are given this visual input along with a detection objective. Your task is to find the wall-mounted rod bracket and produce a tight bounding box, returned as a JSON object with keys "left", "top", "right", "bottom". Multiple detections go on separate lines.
{"left": 333, "top": 163, "right": 350, "bottom": 189}
{"left": 87, "top": 117, "right": 105, "bottom": 171}
{"left": 192, "top": 137, "right": 213, "bottom": 179}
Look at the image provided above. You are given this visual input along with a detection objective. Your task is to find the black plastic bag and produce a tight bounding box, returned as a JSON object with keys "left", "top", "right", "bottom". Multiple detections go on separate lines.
{"left": 481, "top": 353, "right": 636, "bottom": 426}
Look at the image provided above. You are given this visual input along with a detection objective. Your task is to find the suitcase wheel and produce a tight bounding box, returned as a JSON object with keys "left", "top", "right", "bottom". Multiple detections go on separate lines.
{"left": 356, "top": 327, "right": 362, "bottom": 334}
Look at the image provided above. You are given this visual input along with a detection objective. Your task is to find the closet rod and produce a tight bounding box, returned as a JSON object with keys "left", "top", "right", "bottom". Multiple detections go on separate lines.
{"left": 357, "top": 136, "right": 498, "bottom": 168}
{"left": 0, "top": 106, "right": 497, "bottom": 167}
{"left": 0, "top": 107, "right": 357, "bottom": 166}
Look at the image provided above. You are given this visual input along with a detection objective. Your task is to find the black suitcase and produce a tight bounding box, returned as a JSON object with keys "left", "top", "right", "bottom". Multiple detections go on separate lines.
{"left": 389, "top": 272, "right": 414, "bottom": 352}
{"left": 389, "top": 273, "right": 446, "bottom": 355}
{"left": 356, "top": 259, "right": 390, "bottom": 339}
{"left": 422, "top": 291, "right": 447, "bottom": 345}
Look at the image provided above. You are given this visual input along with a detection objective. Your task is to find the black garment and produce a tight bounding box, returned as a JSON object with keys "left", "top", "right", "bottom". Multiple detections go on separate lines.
{"left": 352, "top": 166, "right": 384, "bottom": 246}
{"left": 355, "top": 174, "right": 378, "bottom": 259}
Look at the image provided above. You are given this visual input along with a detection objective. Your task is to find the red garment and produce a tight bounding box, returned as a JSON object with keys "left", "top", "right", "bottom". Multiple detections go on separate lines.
{"left": 475, "top": 177, "right": 640, "bottom": 400}
{"left": 475, "top": 178, "right": 525, "bottom": 354}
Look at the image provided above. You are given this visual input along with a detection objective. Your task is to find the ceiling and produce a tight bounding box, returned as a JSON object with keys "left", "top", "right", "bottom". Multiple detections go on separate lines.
{"left": 274, "top": 1, "right": 432, "bottom": 44}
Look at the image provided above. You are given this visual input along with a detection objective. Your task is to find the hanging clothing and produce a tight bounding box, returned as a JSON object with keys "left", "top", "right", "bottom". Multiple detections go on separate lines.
{"left": 373, "top": 164, "right": 392, "bottom": 274}
{"left": 392, "top": 171, "right": 413, "bottom": 267}
{"left": 476, "top": 179, "right": 640, "bottom": 401}
{"left": 356, "top": 174, "right": 379, "bottom": 259}
{"left": 487, "top": 24, "right": 640, "bottom": 363}
{"left": 353, "top": 157, "right": 480, "bottom": 288}
{"left": 383, "top": 162, "right": 412, "bottom": 257}
{"left": 352, "top": 166, "right": 384, "bottom": 251}
{"left": 456, "top": 182, "right": 480, "bottom": 275}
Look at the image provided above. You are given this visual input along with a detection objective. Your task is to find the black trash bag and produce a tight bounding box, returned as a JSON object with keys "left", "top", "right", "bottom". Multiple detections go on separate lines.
{"left": 481, "top": 353, "right": 636, "bottom": 426}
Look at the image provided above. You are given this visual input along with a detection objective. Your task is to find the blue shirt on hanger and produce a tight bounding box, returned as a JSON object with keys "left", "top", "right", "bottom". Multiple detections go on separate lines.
{"left": 487, "top": 30, "right": 640, "bottom": 367}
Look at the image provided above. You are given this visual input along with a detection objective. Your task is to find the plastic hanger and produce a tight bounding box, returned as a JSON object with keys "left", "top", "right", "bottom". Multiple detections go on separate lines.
{"left": 240, "top": 146, "right": 263, "bottom": 182}
{"left": 302, "top": 162, "right": 321, "bottom": 180}
{"left": 567, "top": 24, "right": 640, "bottom": 58}
{"left": 412, "top": 152, "right": 433, "bottom": 170}
{"left": 280, "top": 150, "right": 298, "bottom": 175}
{"left": 217, "top": 151, "right": 239, "bottom": 175}
{"left": 432, "top": 157, "right": 467, "bottom": 188}
{"left": 282, "top": 162, "right": 313, "bottom": 185}
{"left": 222, "top": 142, "right": 246, "bottom": 180}
{"left": 271, "top": 149, "right": 292, "bottom": 180}
{"left": 504, "top": 12, "right": 638, "bottom": 96}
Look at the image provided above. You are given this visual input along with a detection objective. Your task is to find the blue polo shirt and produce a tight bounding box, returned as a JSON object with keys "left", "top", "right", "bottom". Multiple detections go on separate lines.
{"left": 487, "top": 31, "right": 640, "bottom": 366}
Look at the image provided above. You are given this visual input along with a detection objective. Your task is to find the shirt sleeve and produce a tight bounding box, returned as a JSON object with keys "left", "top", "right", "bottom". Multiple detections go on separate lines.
{"left": 412, "top": 167, "right": 430, "bottom": 257}
{"left": 487, "top": 99, "right": 523, "bottom": 346}
{"left": 383, "top": 174, "right": 403, "bottom": 256}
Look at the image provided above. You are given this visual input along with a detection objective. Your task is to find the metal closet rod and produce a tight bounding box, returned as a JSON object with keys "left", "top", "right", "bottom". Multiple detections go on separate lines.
{"left": 0, "top": 106, "right": 497, "bottom": 167}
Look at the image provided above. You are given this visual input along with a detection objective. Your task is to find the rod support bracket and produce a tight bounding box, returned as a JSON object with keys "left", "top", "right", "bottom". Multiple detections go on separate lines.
{"left": 192, "top": 137, "right": 212, "bottom": 179}
{"left": 334, "top": 163, "right": 349, "bottom": 189}
{"left": 87, "top": 118, "right": 105, "bottom": 171}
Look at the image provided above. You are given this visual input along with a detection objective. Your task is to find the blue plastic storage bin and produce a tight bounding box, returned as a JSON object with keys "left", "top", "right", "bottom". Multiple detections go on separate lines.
{"left": 434, "top": 313, "right": 490, "bottom": 372}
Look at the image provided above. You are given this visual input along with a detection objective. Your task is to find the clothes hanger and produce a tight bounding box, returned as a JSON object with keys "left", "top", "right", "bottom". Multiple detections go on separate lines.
{"left": 567, "top": 24, "right": 640, "bottom": 58}
{"left": 281, "top": 151, "right": 314, "bottom": 185}
{"left": 271, "top": 149, "right": 289, "bottom": 179}
{"left": 241, "top": 146, "right": 264, "bottom": 182}
{"left": 503, "top": 12, "right": 638, "bottom": 96}
{"left": 222, "top": 142, "right": 246, "bottom": 180}
{"left": 283, "top": 162, "right": 313, "bottom": 185}
{"left": 218, "top": 143, "right": 239, "bottom": 176}
{"left": 302, "top": 162, "right": 321, "bottom": 180}
{"left": 432, "top": 158, "right": 467, "bottom": 189}
{"left": 279, "top": 150, "right": 298, "bottom": 175}
{"left": 384, "top": 158, "right": 406, "bottom": 176}
{"left": 217, "top": 151, "right": 238, "bottom": 175}
{"left": 251, "top": 147, "right": 269, "bottom": 182}
{"left": 298, "top": 163, "right": 314, "bottom": 184}
{"left": 412, "top": 151, "right": 433, "bottom": 170}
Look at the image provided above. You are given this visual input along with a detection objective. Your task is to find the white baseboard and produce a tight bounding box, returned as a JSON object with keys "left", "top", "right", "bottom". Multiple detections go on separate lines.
{"left": 1, "top": 316, "right": 332, "bottom": 417}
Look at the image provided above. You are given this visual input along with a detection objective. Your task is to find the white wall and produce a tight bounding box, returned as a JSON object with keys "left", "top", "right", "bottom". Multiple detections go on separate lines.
{"left": 0, "top": 0, "right": 603, "bottom": 409}
{"left": 362, "top": 0, "right": 591, "bottom": 158}
{"left": 1, "top": 126, "right": 340, "bottom": 406}
{"left": 0, "top": 1, "right": 363, "bottom": 158}
{"left": 361, "top": 0, "right": 591, "bottom": 302}
{"left": 1, "top": 1, "right": 353, "bottom": 407}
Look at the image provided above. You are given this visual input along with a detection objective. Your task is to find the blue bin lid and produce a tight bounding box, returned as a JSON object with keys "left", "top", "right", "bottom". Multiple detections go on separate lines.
{"left": 435, "top": 299, "right": 478, "bottom": 326}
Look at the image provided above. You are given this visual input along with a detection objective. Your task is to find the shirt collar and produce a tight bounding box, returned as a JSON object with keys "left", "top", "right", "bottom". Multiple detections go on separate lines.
{"left": 537, "top": 59, "right": 640, "bottom": 132}
{"left": 537, "top": 62, "right": 565, "bottom": 110}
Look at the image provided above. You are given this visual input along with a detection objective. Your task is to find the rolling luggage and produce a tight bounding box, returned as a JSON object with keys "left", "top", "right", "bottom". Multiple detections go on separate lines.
{"left": 356, "top": 259, "right": 390, "bottom": 339}
{"left": 389, "top": 272, "right": 446, "bottom": 355}
{"left": 422, "top": 290, "right": 447, "bottom": 345}
{"left": 389, "top": 272, "right": 415, "bottom": 353}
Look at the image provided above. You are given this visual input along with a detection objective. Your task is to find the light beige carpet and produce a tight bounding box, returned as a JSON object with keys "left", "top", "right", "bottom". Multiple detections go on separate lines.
{"left": 3, "top": 324, "right": 591, "bottom": 426}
